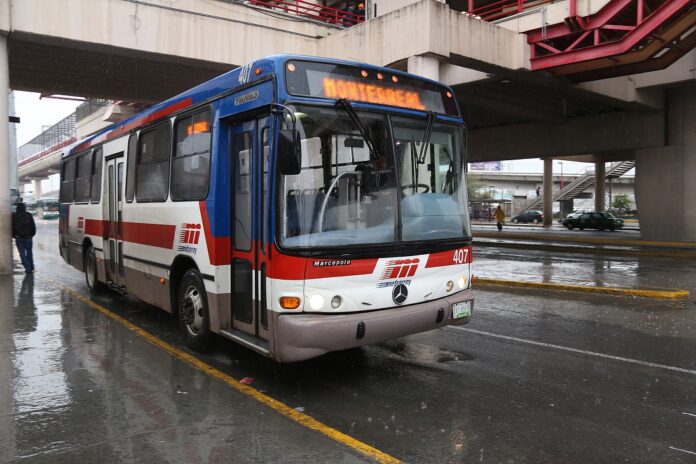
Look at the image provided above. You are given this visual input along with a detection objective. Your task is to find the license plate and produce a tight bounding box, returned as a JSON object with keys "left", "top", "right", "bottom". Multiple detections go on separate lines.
{"left": 452, "top": 301, "right": 472, "bottom": 319}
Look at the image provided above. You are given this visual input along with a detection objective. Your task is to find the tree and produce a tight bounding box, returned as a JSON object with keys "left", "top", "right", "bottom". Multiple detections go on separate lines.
{"left": 612, "top": 193, "right": 631, "bottom": 214}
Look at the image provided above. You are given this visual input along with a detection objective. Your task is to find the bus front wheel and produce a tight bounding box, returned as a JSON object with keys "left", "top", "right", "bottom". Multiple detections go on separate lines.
{"left": 84, "top": 246, "right": 106, "bottom": 294}
{"left": 178, "top": 269, "right": 213, "bottom": 352}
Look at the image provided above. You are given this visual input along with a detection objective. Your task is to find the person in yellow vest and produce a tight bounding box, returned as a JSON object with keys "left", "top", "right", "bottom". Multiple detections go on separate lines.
{"left": 495, "top": 205, "right": 505, "bottom": 231}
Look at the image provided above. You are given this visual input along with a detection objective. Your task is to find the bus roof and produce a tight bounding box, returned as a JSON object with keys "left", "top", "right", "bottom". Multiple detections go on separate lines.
{"left": 68, "top": 54, "right": 459, "bottom": 157}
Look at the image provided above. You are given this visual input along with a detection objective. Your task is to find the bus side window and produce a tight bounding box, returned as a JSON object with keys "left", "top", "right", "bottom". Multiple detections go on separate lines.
{"left": 90, "top": 148, "right": 103, "bottom": 203}
{"left": 171, "top": 109, "right": 211, "bottom": 201}
{"left": 136, "top": 123, "right": 171, "bottom": 202}
{"left": 126, "top": 134, "right": 137, "bottom": 202}
{"left": 60, "top": 158, "right": 76, "bottom": 204}
{"left": 74, "top": 151, "right": 92, "bottom": 203}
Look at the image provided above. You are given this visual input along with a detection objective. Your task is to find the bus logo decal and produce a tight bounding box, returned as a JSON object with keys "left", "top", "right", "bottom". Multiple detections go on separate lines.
{"left": 380, "top": 258, "right": 419, "bottom": 280}
{"left": 179, "top": 223, "right": 201, "bottom": 245}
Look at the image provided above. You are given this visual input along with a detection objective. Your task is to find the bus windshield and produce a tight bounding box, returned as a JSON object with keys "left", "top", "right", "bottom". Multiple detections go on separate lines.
{"left": 280, "top": 105, "right": 471, "bottom": 249}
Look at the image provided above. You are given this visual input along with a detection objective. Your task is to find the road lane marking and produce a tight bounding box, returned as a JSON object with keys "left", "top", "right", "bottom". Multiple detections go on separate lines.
{"left": 474, "top": 277, "right": 690, "bottom": 300}
{"left": 453, "top": 327, "right": 696, "bottom": 376}
{"left": 670, "top": 446, "right": 696, "bottom": 456}
{"left": 683, "top": 412, "right": 696, "bottom": 418}
{"left": 53, "top": 281, "right": 400, "bottom": 464}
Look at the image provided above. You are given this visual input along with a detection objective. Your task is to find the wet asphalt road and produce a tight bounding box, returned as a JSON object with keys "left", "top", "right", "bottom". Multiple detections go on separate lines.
{"left": 2, "top": 221, "right": 696, "bottom": 463}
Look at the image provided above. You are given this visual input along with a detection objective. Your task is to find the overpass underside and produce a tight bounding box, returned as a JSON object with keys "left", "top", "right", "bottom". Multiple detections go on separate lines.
{"left": 1, "top": 0, "right": 695, "bottom": 243}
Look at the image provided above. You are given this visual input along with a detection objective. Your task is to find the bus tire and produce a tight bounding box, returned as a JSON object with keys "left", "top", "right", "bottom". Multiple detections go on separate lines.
{"left": 178, "top": 269, "right": 213, "bottom": 352}
{"left": 84, "top": 246, "right": 106, "bottom": 294}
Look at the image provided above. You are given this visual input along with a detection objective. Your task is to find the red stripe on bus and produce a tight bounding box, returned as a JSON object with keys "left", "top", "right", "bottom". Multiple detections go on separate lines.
{"left": 122, "top": 222, "right": 176, "bottom": 249}
{"left": 84, "top": 219, "right": 175, "bottom": 249}
{"left": 73, "top": 97, "right": 194, "bottom": 153}
{"left": 305, "top": 258, "right": 377, "bottom": 280}
{"left": 267, "top": 248, "right": 307, "bottom": 280}
{"left": 425, "top": 246, "right": 472, "bottom": 268}
{"left": 84, "top": 219, "right": 106, "bottom": 237}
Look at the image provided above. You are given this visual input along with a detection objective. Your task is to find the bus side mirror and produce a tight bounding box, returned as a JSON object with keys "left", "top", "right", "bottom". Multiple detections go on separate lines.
{"left": 278, "top": 129, "right": 301, "bottom": 175}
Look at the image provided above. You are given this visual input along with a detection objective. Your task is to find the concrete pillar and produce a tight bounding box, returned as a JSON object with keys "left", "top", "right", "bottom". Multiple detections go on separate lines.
{"left": 0, "top": 35, "right": 11, "bottom": 274}
{"left": 543, "top": 158, "right": 553, "bottom": 227}
{"left": 594, "top": 161, "right": 606, "bottom": 211}
{"left": 33, "top": 180, "right": 42, "bottom": 201}
{"left": 407, "top": 55, "right": 440, "bottom": 81}
{"left": 635, "top": 84, "right": 696, "bottom": 241}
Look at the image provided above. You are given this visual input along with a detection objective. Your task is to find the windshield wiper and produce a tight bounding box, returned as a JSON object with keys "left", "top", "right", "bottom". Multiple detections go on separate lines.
{"left": 417, "top": 111, "right": 437, "bottom": 164}
{"left": 335, "top": 99, "right": 381, "bottom": 160}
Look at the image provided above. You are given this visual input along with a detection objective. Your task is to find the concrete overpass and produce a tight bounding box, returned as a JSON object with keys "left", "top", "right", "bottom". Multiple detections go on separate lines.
{"left": 1, "top": 0, "right": 695, "bottom": 271}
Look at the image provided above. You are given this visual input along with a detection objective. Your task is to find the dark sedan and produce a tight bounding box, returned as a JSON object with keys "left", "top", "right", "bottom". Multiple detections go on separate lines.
{"left": 511, "top": 210, "right": 543, "bottom": 224}
{"left": 562, "top": 211, "right": 624, "bottom": 231}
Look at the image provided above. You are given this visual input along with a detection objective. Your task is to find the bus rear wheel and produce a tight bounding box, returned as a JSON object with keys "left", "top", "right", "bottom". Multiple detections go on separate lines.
{"left": 84, "top": 246, "right": 106, "bottom": 294}
{"left": 178, "top": 269, "right": 213, "bottom": 352}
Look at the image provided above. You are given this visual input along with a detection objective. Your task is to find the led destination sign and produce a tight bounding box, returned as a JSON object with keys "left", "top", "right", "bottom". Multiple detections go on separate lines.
{"left": 322, "top": 78, "right": 426, "bottom": 111}
{"left": 285, "top": 60, "right": 458, "bottom": 116}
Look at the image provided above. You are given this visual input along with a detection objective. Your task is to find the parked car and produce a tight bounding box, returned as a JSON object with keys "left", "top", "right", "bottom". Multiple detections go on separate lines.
{"left": 562, "top": 211, "right": 624, "bottom": 231}
{"left": 511, "top": 210, "right": 543, "bottom": 224}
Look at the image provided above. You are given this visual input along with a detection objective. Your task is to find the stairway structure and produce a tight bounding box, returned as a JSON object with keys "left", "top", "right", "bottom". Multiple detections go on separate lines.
{"left": 520, "top": 160, "right": 636, "bottom": 213}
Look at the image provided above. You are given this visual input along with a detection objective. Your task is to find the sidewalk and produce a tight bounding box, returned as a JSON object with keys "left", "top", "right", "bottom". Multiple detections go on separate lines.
{"left": 472, "top": 225, "right": 696, "bottom": 258}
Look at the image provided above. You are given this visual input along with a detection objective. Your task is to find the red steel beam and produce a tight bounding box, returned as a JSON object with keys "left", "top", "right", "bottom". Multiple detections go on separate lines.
{"left": 526, "top": 0, "right": 634, "bottom": 42}
{"left": 530, "top": 0, "right": 692, "bottom": 69}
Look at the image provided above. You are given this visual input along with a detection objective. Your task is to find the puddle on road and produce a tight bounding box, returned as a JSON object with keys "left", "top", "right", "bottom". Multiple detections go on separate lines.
{"left": 379, "top": 341, "right": 475, "bottom": 364}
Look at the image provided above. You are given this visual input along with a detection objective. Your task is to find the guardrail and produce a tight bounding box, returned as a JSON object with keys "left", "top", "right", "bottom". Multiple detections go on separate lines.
{"left": 467, "top": 0, "right": 555, "bottom": 21}
{"left": 248, "top": 0, "right": 364, "bottom": 26}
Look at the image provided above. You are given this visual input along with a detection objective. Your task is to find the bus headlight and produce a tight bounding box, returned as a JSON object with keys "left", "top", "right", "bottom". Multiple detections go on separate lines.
{"left": 458, "top": 276, "right": 467, "bottom": 290}
{"left": 445, "top": 281, "right": 454, "bottom": 292}
{"left": 309, "top": 294, "right": 325, "bottom": 310}
{"left": 331, "top": 295, "right": 342, "bottom": 309}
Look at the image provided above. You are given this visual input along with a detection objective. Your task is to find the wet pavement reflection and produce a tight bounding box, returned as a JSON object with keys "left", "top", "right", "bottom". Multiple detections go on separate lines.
{"left": 0, "top": 259, "right": 372, "bottom": 463}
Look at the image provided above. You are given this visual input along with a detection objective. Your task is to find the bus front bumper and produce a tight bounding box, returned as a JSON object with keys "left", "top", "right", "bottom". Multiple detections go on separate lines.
{"left": 272, "top": 288, "right": 474, "bottom": 362}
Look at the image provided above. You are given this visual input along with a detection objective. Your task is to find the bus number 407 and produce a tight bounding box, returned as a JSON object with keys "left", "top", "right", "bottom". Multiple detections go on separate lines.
{"left": 453, "top": 248, "right": 468, "bottom": 264}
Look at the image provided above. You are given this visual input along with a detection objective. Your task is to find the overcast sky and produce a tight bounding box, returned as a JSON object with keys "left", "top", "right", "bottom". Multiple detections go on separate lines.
{"left": 14, "top": 91, "right": 82, "bottom": 146}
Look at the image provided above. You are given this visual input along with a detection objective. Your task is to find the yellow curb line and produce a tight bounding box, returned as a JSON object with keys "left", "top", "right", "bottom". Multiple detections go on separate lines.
{"left": 54, "top": 281, "right": 400, "bottom": 464}
{"left": 475, "top": 277, "right": 690, "bottom": 300}
{"left": 474, "top": 231, "right": 696, "bottom": 249}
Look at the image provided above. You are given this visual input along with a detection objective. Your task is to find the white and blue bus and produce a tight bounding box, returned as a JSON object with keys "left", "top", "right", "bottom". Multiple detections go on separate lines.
{"left": 59, "top": 55, "right": 474, "bottom": 362}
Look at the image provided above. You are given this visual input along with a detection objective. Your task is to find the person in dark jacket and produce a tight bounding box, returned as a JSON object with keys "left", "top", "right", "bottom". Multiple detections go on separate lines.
{"left": 12, "top": 202, "right": 36, "bottom": 273}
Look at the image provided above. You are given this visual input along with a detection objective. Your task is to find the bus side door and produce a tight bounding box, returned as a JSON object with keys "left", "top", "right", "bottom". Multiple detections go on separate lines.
{"left": 104, "top": 155, "right": 125, "bottom": 287}
{"left": 228, "top": 115, "right": 271, "bottom": 342}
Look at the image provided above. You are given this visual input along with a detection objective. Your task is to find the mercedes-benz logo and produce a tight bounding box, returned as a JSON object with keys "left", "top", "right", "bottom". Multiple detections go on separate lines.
{"left": 392, "top": 284, "right": 408, "bottom": 305}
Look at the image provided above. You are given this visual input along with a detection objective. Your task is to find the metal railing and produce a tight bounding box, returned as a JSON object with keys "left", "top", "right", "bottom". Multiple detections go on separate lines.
{"left": 248, "top": 0, "right": 364, "bottom": 26}
{"left": 17, "top": 112, "right": 76, "bottom": 165}
{"left": 467, "top": 0, "right": 555, "bottom": 21}
{"left": 76, "top": 98, "right": 110, "bottom": 121}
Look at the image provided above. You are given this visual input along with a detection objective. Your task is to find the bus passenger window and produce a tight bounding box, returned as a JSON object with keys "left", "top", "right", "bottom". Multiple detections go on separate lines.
{"left": 90, "top": 148, "right": 103, "bottom": 203}
{"left": 171, "top": 110, "right": 211, "bottom": 201}
{"left": 136, "top": 123, "right": 171, "bottom": 202}
{"left": 126, "top": 134, "right": 137, "bottom": 202}
{"left": 60, "top": 158, "right": 76, "bottom": 204}
{"left": 74, "top": 152, "right": 92, "bottom": 203}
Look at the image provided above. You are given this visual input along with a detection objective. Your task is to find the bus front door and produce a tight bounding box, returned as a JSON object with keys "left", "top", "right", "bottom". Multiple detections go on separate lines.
{"left": 227, "top": 116, "right": 270, "bottom": 351}
{"left": 104, "top": 156, "right": 125, "bottom": 288}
